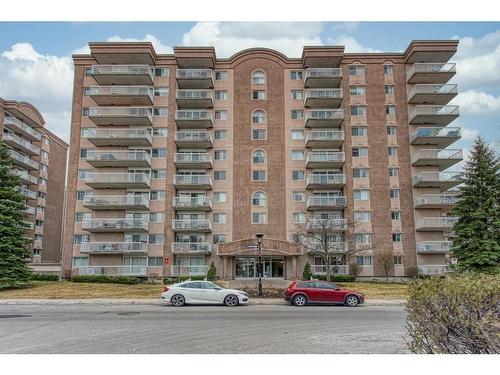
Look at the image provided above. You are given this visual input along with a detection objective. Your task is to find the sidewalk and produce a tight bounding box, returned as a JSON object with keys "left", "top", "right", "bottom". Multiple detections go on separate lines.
{"left": 0, "top": 298, "right": 406, "bottom": 306}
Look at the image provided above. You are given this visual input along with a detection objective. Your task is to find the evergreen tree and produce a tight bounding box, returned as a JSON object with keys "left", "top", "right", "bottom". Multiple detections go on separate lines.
{"left": 206, "top": 261, "right": 217, "bottom": 281}
{"left": 0, "top": 140, "right": 33, "bottom": 289}
{"left": 302, "top": 262, "right": 312, "bottom": 280}
{"left": 451, "top": 137, "right": 500, "bottom": 274}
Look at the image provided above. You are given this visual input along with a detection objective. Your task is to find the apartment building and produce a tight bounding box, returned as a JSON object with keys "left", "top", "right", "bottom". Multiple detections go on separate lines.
{"left": 62, "top": 40, "right": 462, "bottom": 280}
{"left": 1, "top": 98, "right": 69, "bottom": 273}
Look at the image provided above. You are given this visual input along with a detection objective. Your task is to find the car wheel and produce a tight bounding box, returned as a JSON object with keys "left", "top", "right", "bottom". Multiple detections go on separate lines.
{"left": 292, "top": 294, "right": 307, "bottom": 306}
{"left": 224, "top": 294, "right": 239, "bottom": 307}
{"left": 170, "top": 294, "right": 185, "bottom": 307}
{"left": 345, "top": 295, "right": 359, "bottom": 307}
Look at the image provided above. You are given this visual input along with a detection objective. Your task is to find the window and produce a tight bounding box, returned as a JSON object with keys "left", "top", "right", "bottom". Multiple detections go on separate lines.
{"left": 252, "top": 150, "right": 266, "bottom": 164}
{"left": 150, "top": 191, "right": 165, "bottom": 200}
{"left": 213, "top": 192, "right": 227, "bottom": 203}
{"left": 76, "top": 191, "right": 91, "bottom": 201}
{"left": 291, "top": 129, "right": 304, "bottom": 140}
{"left": 149, "top": 234, "right": 165, "bottom": 245}
{"left": 78, "top": 169, "right": 91, "bottom": 179}
{"left": 214, "top": 171, "right": 227, "bottom": 181}
{"left": 213, "top": 213, "right": 227, "bottom": 224}
{"left": 152, "top": 148, "right": 167, "bottom": 158}
{"left": 386, "top": 105, "right": 396, "bottom": 115}
{"left": 384, "top": 65, "right": 394, "bottom": 75}
{"left": 252, "top": 212, "right": 267, "bottom": 224}
{"left": 291, "top": 150, "right": 305, "bottom": 161}
{"left": 40, "top": 164, "right": 48, "bottom": 173}
{"left": 154, "top": 108, "right": 168, "bottom": 116}
{"left": 387, "top": 126, "right": 397, "bottom": 135}
{"left": 391, "top": 211, "right": 401, "bottom": 220}
{"left": 252, "top": 110, "right": 266, "bottom": 124}
{"left": 291, "top": 71, "right": 303, "bottom": 80}
{"left": 349, "top": 66, "right": 365, "bottom": 76}
{"left": 215, "top": 110, "right": 227, "bottom": 120}
{"left": 74, "top": 235, "right": 90, "bottom": 245}
{"left": 291, "top": 110, "right": 304, "bottom": 120}
{"left": 81, "top": 108, "right": 89, "bottom": 116}
{"left": 394, "top": 255, "right": 403, "bottom": 265}
{"left": 213, "top": 234, "right": 226, "bottom": 244}
{"left": 74, "top": 212, "right": 91, "bottom": 223}
{"left": 151, "top": 169, "right": 167, "bottom": 179}
{"left": 351, "top": 127, "right": 368, "bottom": 137}
{"left": 385, "top": 85, "right": 395, "bottom": 95}
{"left": 390, "top": 189, "right": 400, "bottom": 199}
{"left": 214, "top": 150, "right": 227, "bottom": 160}
{"left": 350, "top": 106, "right": 366, "bottom": 116}
{"left": 36, "top": 206, "right": 45, "bottom": 214}
{"left": 354, "top": 211, "right": 371, "bottom": 222}
{"left": 152, "top": 128, "right": 167, "bottom": 137}
{"left": 83, "top": 87, "right": 91, "bottom": 96}
{"left": 353, "top": 190, "right": 370, "bottom": 200}
{"left": 252, "top": 170, "right": 266, "bottom": 181}
{"left": 252, "top": 129, "right": 266, "bottom": 140}
{"left": 292, "top": 213, "right": 306, "bottom": 224}
{"left": 215, "top": 71, "right": 228, "bottom": 80}
{"left": 73, "top": 256, "right": 89, "bottom": 267}
{"left": 392, "top": 233, "right": 402, "bottom": 242}
{"left": 252, "top": 191, "right": 267, "bottom": 206}
{"left": 155, "top": 68, "right": 169, "bottom": 77}
{"left": 252, "top": 90, "right": 266, "bottom": 100}
{"left": 148, "top": 257, "right": 163, "bottom": 267}
{"left": 356, "top": 256, "right": 373, "bottom": 266}
{"left": 215, "top": 90, "right": 228, "bottom": 100}
{"left": 252, "top": 70, "right": 266, "bottom": 85}
{"left": 84, "top": 68, "right": 92, "bottom": 76}
{"left": 355, "top": 233, "right": 373, "bottom": 244}
{"left": 292, "top": 170, "right": 305, "bottom": 181}
{"left": 149, "top": 212, "right": 164, "bottom": 223}
{"left": 352, "top": 147, "right": 369, "bottom": 157}
{"left": 38, "top": 191, "right": 46, "bottom": 199}
{"left": 389, "top": 168, "right": 399, "bottom": 177}
{"left": 154, "top": 87, "right": 168, "bottom": 97}
{"left": 388, "top": 147, "right": 398, "bottom": 156}
{"left": 291, "top": 90, "right": 304, "bottom": 100}
{"left": 353, "top": 168, "right": 369, "bottom": 178}
{"left": 292, "top": 191, "right": 305, "bottom": 202}
{"left": 349, "top": 86, "right": 365, "bottom": 96}
{"left": 80, "top": 149, "right": 89, "bottom": 158}
{"left": 214, "top": 130, "right": 227, "bottom": 140}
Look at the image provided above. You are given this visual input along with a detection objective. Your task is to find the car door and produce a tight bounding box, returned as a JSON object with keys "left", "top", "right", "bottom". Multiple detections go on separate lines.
{"left": 315, "top": 282, "right": 343, "bottom": 303}
{"left": 296, "top": 281, "right": 321, "bottom": 302}
{"left": 179, "top": 282, "right": 205, "bottom": 303}
{"left": 201, "top": 282, "right": 224, "bottom": 304}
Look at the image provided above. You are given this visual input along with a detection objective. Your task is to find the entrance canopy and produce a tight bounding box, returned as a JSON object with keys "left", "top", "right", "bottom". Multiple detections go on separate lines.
{"left": 217, "top": 238, "right": 302, "bottom": 257}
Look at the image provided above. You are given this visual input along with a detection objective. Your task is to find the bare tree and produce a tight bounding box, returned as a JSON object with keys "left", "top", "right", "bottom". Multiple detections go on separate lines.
{"left": 376, "top": 251, "right": 394, "bottom": 283}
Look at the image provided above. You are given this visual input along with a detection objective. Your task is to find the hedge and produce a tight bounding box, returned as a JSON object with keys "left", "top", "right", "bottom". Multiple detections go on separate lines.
{"left": 31, "top": 274, "right": 59, "bottom": 281}
{"left": 71, "top": 275, "right": 140, "bottom": 285}
{"left": 312, "top": 274, "right": 356, "bottom": 282}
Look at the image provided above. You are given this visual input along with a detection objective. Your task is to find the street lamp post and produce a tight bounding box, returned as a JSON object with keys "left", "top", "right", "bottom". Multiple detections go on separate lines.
{"left": 255, "top": 233, "right": 264, "bottom": 297}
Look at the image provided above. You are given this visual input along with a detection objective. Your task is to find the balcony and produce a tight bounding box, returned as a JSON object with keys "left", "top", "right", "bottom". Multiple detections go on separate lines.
{"left": 171, "top": 265, "right": 209, "bottom": 277}
{"left": 82, "top": 218, "right": 149, "bottom": 233}
{"left": 310, "top": 265, "right": 349, "bottom": 275}
{"left": 407, "top": 63, "right": 456, "bottom": 84}
{"left": 176, "top": 69, "right": 214, "bottom": 89}
{"left": 414, "top": 194, "right": 458, "bottom": 209}
{"left": 84, "top": 128, "right": 152, "bottom": 147}
{"left": 85, "top": 173, "right": 150, "bottom": 189}
{"left": 22, "top": 221, "right": 34, "bottom": 230}
{"left": 306, "top": 196, "right": 347, "bottom": 210}
{"left": 83, "top": 195, "right": 150, "bottom": 211}
{"left": 88, "top": 107, "right": 153, "bottom": 126}
{"left": 306, "top": 241, "right": 348, "bottom": 253}
{"left": 412, "top": 149, "right": 463, "bottom": 170}
{"left": 17, "top": 187, "right": 37, "bottom": 200}
{"left": 173, "top": 175, "right": 212, "bottom": 190}
{"left": 12, "top": 169, "right": 38, "bottom": 185}
{"left": 172, "top": 219, "right": 212, "bottom": 232}
{"left": 85, "top": 150, "right": 152, "bottom": 168}
{"left": 176, "top": 90, "right": 214, "bottom": 108}
{"left": 9, "top": 149, "right": 39, "bottom": 170}
{"left": 91, "top": 65, "right": 154, "bottom": 85}
{"left": 33, "top": 240, "right": 43, "bottom": 249}
{"left": 306, "top": 217, "right": 348, "bottom": 230}
{"left": 418, "top": 265, "right": 449, "bottom": 276}
{"left": 89, "top": 86, "right": 153, "bottom": 106}
{"left": 80, "top": 242, "right": 148, "bottom": 255}
{"left": 171, "top": 242, "right": 212, "bottom": 254}
{"left": 172, "top": 196, "right": 212, "bottom": 211}
{"left": 416, "top": 241, "right": 452, "bottom": 254}
{"left": 409, "top": 105, "right": 459, "bottom": 126}
{"left": 3, "top": 117, "right": 41, "bottom": 142}
{"left": 306, "top": 174, "right": 346, "bottom": 189}
{"left": 306, "top": 151, "right": 345, "bottom": 168}
{"left": 410, "top": 127, "right": 461, "bottom": 147}
{"left": 174, "top": 153, "right": 212, "bottom": 169}
{"left": 305, "top": 131, "right": 344, "bottom": 148}
{"left": 174, "top": 110, "right": 213, "bottom": 129}
{"left": 35, "top": 225, "right": 43, "bottom": 235}
{"left": 415, "top": 217, "right": 459, "bottom": 231}
{"left": 304, "top": 68, "right": 342, "bottom": 88}
{"left": 413, "top": 171, "right": 461, "bottom": 190}
{"left": 22, "top": 205, "right": 36, "bottom": 216}
{"left": 175, "top": 131, "right": 213, "bottom": 149}
{"left": 408, "top": 84, "right": 458, "bottom": 105}
{"left": 74, "top": 266, "right": 163, "bottom": 277}
{"left": 3, "top": 133, "right": 40, "bottom": 156}
{"left": 305, "top": 109, "right": 343, "bottom": 128}
{"left": 305, "top": 89, "right": 343, "bottom": 108}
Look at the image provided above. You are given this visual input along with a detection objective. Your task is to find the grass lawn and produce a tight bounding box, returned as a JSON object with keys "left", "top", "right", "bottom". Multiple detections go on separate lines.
{"left": 0, "top": 280, "right": 408, "bottom": 300}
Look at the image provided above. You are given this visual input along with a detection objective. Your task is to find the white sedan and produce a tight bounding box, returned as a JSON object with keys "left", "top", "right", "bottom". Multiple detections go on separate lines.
{"left": 160, "top": 281, "right": 249, "bottom": 307}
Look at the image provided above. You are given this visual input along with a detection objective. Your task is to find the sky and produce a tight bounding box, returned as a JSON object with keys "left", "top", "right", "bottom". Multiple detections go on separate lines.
{"left": 0, "top": 21, "right": 499, "bottom": 164}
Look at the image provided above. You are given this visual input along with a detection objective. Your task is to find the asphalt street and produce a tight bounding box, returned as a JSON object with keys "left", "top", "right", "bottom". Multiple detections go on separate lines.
{"left": 0, "top": 303, "right": 409, "bottom": 354}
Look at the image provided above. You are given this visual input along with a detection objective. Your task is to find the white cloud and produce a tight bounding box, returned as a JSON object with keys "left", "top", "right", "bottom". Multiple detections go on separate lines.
{"left": 182, "top": 22, "right": 323, "bottom": 58}
{"left": 331, "top": 22, "right": 359, "bottom": 33}
{"left": 452, "top": 90, "right": 500, "bottom": 114}
{"left": 326, "top": 35, "right": 382, "bottom": 53}
{"left": 461, "top": 127, "right": 480, "bottom": 141}
{"left": 73, "top": 34, "right": 172, "bottom": 55}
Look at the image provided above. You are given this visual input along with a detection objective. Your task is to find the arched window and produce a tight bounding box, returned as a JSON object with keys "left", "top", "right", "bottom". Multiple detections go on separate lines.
{"left": 252, "top": 109, "right": 266, "bottom": 124}
{"left": 252, "top": 191, "right": 267, "bottom": 206}
{"left": 252, "top": 150, "right": 266, "bottom": 164}
{"left": 252, "top": 70, "right": 266, "bottom": 85}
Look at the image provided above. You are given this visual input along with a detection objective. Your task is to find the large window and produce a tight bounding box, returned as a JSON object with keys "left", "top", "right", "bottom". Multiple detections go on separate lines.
{"left": 252, "top": 70, "right": 266, "bottom": 85}
{"left": 252, "top": 212, "right": 267, "bottom": 224}
{"left": 252, "top": 150, "right": 266, "bottom": 164}
{"left": 252, "top": 191, "right": 267, "bottom": 206}
{"left": 252, "top": 110, "right": 267, "bottom": 124}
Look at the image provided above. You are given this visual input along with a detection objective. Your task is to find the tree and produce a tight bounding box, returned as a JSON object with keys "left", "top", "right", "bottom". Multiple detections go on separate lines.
{"left": 0, "top": 140, "right": 33, "bottom": 289}
{"left": 302, "top": 262, "right": 312, "bottom": 280}
{"left": 376, "top": 251, "right": 394, "bottom": 283}
{"left": 206, "top": 261, "right": 216, "bottom": 281}
{"left": 451, "top": 137, "right": 500, "bottom": 274}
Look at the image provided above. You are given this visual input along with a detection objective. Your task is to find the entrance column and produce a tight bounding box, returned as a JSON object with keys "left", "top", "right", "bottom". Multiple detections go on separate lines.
{"left": 291, "top": 256, "right": 297, "bottom": 280}
{"left": 222, "top": 257, "right": 228, "bottom": 280}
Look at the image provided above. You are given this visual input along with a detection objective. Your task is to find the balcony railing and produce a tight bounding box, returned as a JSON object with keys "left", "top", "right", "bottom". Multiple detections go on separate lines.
{"left": 171, "top": 242, "right": 212, "bottom": 254}
{"left": 91, "top": 65, "right": 154, "bottom": 77}
{"left": 83, "top": 195, "right": 150, "bottom": 210}
{"left": 173, "top": 175, "right": 212, "bottom": 188}
{"left": 75, "top": 266, "right": 162, "bottom": 277}
{"left": 175, "top": 110, "right": 213, "bottom": 121}
{"left": 174, "top": 153, "right": 212, "bottom": 163}
{"left": 305, "top": 89, "right": 343, "bottom": 99}
{"left": 414, "top": 194, "right": 459, "bottom": 208}
{"left": 306, "top": 174, "right": 346, "bottom": 187}
{"left": 12, "top": 169, "right": 38, "bottom": 185}
{"left": 305, "top": 109, "right": 344, "bottom": 121}
{"left": 407, "top": 63, "right": 456, "bottom": 82}
{"left": 3, "top": 132, "right": 41, "bottom": 155}
{"left": 84, "top": 128, "right": 152, "bottom": 145}
{"left": 176, "top": 69, "right": 213, "bottom": 80}
{"left": 86, "top": 150, "right": 152, "bottom": 165}
{"left": 80, "top": 242, "right": 148, "bottom": 255}
{"left": 170, "top": 265, "right": 209, "bottom": 276}
{"left": 412, "top": 149, "right": 463, "bottom": 164}
{"left": 172, "top": 196, "right": 212, "bottom": 210}
{"left": 409, "top": 84, "right": 458, "bottom": 97}
{"left": 3, "top": 116, "right": 42, "bottom": 141}
{"left": 82, "top": 218, "right": 149, "bottom": 232}
{"left": 84, "top": 173, "right": 150, "bottom": 187}
{"left": 8, "top": 149, "right": 39, "bottom": 170}
{"left": 305, "top": 68, "right": 342, "bottom": 79}
{"left": 306, "top": 241, "right": 348, "bottom": 253}
{"left": 176, "top": 90, "right": 214, "bottom": 100}
{"left": 305, "top": 131, "right": 344, "bottom": 144}
{"left": 307, "top": 196, "right": 347, "bottom": 210}
{"left": 88, "top": 107, "right": 153, "bottom": 125}
{"left": 410, "top": 127, "right": 461, "bottom": 144}
{"left": 306, "top": 151, "right": 345, "bottom": 166}
{"left": 174, "top": 131, "right": 212, "bottom": 143}
{"left": 310, "top": 265, "right": 349, "bottom": 275}
{"left": 416, "top": 241, "right": 452, "bottom": 253}
{"left": 418, "top": 265, "right": 449, "bottom": 276}
{"left": 17, "top": 187, "right": 37, "bottom": 200}
{"left": 23, "top": 205, "right": 36, "bottom": 215}
{"left": 306, "top": 218, "right": 348, "bottom": 230}
{"left": 409, "top": 105, "right": 459, "bottom": 125}
{"left": 412, "top": 171, "right": 461, "bottom": 187}
{"left": 415, "top": 217, "right": 459, "bottom": 231}
{"left": 89, "top": 86, "right": 153, "bottom": 97}
{"left": 172, "top": 219, "right": 212, "bottom": 232}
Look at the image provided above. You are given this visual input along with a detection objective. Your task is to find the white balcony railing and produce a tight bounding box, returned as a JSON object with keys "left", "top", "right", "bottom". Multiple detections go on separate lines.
{"left": 307, "top": 196, "right": 347, "bottom": 209}
{"left": 171, "top": 242, "right": 212, "bottom": 254}
{"left": 86, "top": 150, "right": 152, "bottom": 164}
{"left": 173, "top": 175, "right": 212, "bottom": 186}
{"left": 91, "top": 65, "right": 154, "bottom": 77}
{"left": 84, "top": 128, "right": 152, "bottom": 143}
{"left": 307, "top": 174, "right": 346, "bottom": 186}
{"left": 84, "top": 173, "right": 150, "bottom": 186}
{"left": 88, "top": 107, "right": 153, "bottom": 119}
{"left": 174, "top": 131, "right": 212, "bottom": 143}
{"left": 170, "top": 265, "right": 209, "bottom": 276}
{"left": 172, "top": 196, "right": 212, "bottom": 209}
{"left": 12, "top": 169, "right": 38, "bottom": 185}
{"left": 416, "top": 241, "right": 452, "bottom": 253}
{"left": 89, "top": 86, "right": 153, "bottom": 98}
{"left": 75, "top": 265, "right": 162, "bottom": 276}
{"left": 410, "top": 127, "right": 461, "bottom": 142}
{"left": 80, "top": 242, "right": 148, "bottom": 254}
{"left": 175, "top": 110, "right": 213, "bottom": 121}
{"left": 412, "top": 149, "right": 463, "bottom": 163}
{"left": 172, "top": 220, "right": 212, "bottom": 231}
{"left": 310, "top": 265, "right": 349, "bottom": 275}
{"left": 305, "top": 68, "right": 342, "bottom": 79}
{"left": 414, "top": 194, "right": 459, "bottom": 207}
{"left": 306, "top": 241, "right": 348, "bottom": 253}
{"left": 418, "top": 265, "right": 449, "bottom": 276}
{"left": 176, "top": 69, "right": 213, "bottom": 80}
{"left": 412, "top": 171, "right": 461, "bottom": 185}
{"left": 307, "top": 151, "right": 345, "bottom": 164}
{"left": 83, "top": 195, "right": 149, "bottom": 209}
{"left": 82, "top": 218, "right": 148, "bottom": 232}
{"left": 174, "top": 153, "right": 212, "bottom": 163}
{"left": 3, "top": 116, "right": 42, "bottom": 141}
{"left": 17, "top": 187, "right": 37, "bottom": 200}
{"left": 8, "top": 149, "right": 39, "bottom": 170}
{"left": 306, "top": 131, "right": 344, "bottom": 143}
{"left": 410, "top": 105, "right": 459, "bottom": 119}
{"left": 305, "top": 89, "right": 343, "bottom": 100}
{"left": 415, "top": 217, "right": 459, "bottom": 231}
{"left": 306, "top": 218, "right": 348, "bottom": 230}
{"left": 176, "top": 90, "right": 214, "bottom": 100}
{"left": 407, "top": 63, "right": 456, "bottom": 78}
{"left": 305, "top": 109, "right": 344, "bottom": 121}
{"left": 3, "top": 133, "right": 41, "bottom": 154}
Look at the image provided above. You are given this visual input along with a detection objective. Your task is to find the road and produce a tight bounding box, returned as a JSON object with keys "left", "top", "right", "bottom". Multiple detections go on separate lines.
{"left": 0, "top": 304, "right": 409, "bottom": 354}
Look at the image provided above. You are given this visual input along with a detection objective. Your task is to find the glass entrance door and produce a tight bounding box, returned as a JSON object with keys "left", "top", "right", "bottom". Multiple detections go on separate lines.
{"left": 235, "top": 257, "right": 284, "bottom": 279}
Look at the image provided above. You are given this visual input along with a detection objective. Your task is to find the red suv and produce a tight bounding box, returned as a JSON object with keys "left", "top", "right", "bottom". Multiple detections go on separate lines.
{"left": 284, "top": 281, "right": 364, "bottom": 307}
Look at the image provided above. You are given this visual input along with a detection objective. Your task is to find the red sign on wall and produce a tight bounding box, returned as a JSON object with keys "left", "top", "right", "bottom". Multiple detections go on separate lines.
{"left": 163, "top": 257, "right": 170, "bottom": 265}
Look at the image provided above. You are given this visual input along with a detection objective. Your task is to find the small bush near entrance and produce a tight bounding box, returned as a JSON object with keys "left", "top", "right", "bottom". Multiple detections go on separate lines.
{"left": 312, "top": 274, "right": 356, "bottom": 282}
{"left": 406, "top": 273, "right": 500, "bottom": 354}
{"left": 207, "top": 262, "right": 217, "bottom": 281}
{"left": 31, "top": 274, "right": 59, "bottom": 281}
{"left": 71, "top": 275, "right": 139, "bottom": 285}
{"left": 303, "top": 262, "right": 312, "bottom": 280}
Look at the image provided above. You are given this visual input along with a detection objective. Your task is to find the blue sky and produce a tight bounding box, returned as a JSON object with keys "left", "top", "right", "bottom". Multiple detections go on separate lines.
{"left": 0, "top": 21, "right": 498, "bottom": 162}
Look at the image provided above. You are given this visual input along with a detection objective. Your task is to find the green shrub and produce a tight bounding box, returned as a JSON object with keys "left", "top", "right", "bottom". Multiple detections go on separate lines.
{"left": 312, "top": 274, "right": 356, "bottom": 282}
{"left": 178, "top": 275, "right": 206, "bottom": 282}
{"left": 31, "top": 274, "right": 59, "bottom": 281}
{"left": 207, "top": 261, "right": 217, "bottom": 281}
{"left": 303, "top": 262, "right": 312, "bottom": 280}
{"left": 406, "top": 273, "right": 500, "bottom": 354}
{"left": 163, "top": 277, "right": 174, "bottom": 285}
{"left": 71, "top": 275, "right": 139, "bottom": 285}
